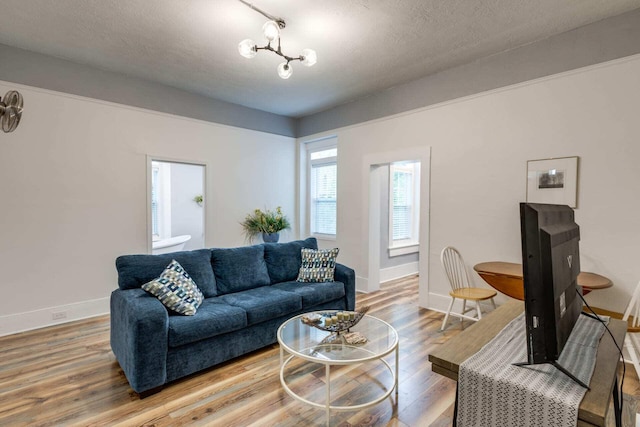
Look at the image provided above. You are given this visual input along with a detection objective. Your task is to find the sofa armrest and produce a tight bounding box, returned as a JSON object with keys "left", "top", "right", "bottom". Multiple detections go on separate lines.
{"left": 335, "top": 263, "right": 356, "bottom": 310}
{"left": 110, "top": 288, "right": 169, "bottom": 393}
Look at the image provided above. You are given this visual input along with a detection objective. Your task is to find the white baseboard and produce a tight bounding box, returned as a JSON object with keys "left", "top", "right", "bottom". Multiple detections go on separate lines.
{"left": 356, "top": 275, "right": 369, "bottom": 293}
{"left": 428, "top": 292, "right": 455, "bottom": 313}
{"left": 0, "top": 297, "right": 110, "bottom": 337}
{"left": 379, "top": 261, "right": 419, "bottom": 284}
{"left": 427, "top": 291, "right": 496, "bottom": 314}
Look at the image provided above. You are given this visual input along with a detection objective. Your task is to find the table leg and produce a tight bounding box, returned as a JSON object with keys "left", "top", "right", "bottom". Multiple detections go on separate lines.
{"left": 613, "top": 375, "right": 621, "bottom": 427}
{"left": 453, "top": 382, "right": 459, "bottom": 427}
{"left": 326, "top": 363, "right": 331, "bottom": 427}
{"left": 395, "top": 343, "right": 399, "bottom": 395}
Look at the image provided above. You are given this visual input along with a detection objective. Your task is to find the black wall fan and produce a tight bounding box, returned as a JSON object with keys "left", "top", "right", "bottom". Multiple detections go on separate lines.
{"left": 0, "top": 90, "right": 24, "bottom": 133}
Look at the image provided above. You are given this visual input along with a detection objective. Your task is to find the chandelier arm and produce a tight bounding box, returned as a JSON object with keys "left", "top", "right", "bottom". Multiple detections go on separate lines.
{"left": 255, "top": 44, "right": 301, "bottom": 63}
{"left": 237, "top": 0, "right": 286, "bottom": 28}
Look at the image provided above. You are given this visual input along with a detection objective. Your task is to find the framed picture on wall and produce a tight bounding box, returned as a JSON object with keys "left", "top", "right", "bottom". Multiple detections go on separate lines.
{"left": 526, "top": 156, "right": 579, "bottom": 208}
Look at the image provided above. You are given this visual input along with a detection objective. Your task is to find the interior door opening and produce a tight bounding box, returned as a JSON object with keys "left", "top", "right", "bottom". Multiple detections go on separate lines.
{"left": 148, "top": 158, "right": 206, "bottom": 254}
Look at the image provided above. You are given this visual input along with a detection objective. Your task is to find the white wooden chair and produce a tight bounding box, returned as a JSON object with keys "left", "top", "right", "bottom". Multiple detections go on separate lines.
{"left": 440, "top": 246, "right": 497, "bottom": 331}
{"left": 621, "top": 280, "right": 640, "bottom": 380}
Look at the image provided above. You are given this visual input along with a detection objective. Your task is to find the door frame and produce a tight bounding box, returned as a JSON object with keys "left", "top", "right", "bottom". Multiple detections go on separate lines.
{"left": 362, "top": 146, "right": 431, "bottom": 307}
{"left": 146, "top": 155, "right": 208, "bottom": 254}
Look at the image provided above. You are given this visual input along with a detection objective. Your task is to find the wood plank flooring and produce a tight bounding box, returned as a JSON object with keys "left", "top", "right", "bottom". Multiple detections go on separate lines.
{"left": 1, "top": 276, "right": 638, "bottom": 426}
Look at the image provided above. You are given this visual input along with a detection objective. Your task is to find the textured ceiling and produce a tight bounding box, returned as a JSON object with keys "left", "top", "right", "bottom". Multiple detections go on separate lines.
{"left": 0, "top": 0, "right": 639, "bottom": 117}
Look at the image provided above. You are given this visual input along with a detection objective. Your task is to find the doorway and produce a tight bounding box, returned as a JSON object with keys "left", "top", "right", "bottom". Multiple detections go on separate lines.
{"left": 147, "top": 157, "right": 206, "bottom": 254}
{"left": 364, "top": 147, "right": 431, "bottom": 307}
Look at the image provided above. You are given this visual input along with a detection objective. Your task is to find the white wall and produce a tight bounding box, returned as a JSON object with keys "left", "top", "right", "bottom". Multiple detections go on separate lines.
{"left": 300, "top": 54, "right": 640, "bottom": 313}
{"left": 170, "top": 162, "right": 205, "bottom": 251}
{"left": 3, "top": 54, "right": 639, "bottom": 337}
{"left": 0, "top": 82, "right": 296, "bottom": 336}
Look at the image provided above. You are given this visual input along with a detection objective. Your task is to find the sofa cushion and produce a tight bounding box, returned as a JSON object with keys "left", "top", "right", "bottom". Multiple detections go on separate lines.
{"left": 264, "top": 237, "right": 318, "bottom": 284}
{"left": 211, "top": 245, "right": 271, "bottom": 294}
{"left": 142, "top": 260, "right": 204, "bottom": 315}
{"left": 116, "top": 249, "right": 217, "bottom": 297}
{"left": 218, "top": 287, "right": 302, "bottom": 325}
{"left": 272, "top": 281, "right": 346, "bottom": 308}
{"left": 167, "top": 299, "right": 248, "bottom": 347}
{"left": 297, "top": 248, "right": 340, "bottom": 283}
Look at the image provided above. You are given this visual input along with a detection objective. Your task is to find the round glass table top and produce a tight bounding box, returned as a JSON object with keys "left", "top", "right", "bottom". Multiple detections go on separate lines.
{"left": 277, "top": 311, "right": 398, "bottom": 363}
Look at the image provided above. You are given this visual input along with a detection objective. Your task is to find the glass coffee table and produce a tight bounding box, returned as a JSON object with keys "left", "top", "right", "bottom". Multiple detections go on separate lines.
{"left": 277, "top": 311, "right": 399, "bottom": 425}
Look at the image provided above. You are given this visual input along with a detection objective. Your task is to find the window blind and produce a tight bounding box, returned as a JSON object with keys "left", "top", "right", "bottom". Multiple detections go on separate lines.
{"left": 392, "top": 169, "right": 413, "bottom": 240}
{"left": 311, "top": 162, "right": 337, "bottom": 235}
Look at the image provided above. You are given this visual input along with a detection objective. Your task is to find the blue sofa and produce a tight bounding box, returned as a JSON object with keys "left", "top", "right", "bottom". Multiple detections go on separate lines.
{"left": 110, "top": 237, "right": 356, "bottom": 394}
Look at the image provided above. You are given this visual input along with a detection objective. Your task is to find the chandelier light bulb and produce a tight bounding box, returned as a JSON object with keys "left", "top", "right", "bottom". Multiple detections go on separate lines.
{"left": 300, "top": 48, "right": 317, "bottom": 67}
{"left": 262, "top": 20, "right": 280, "bottom": 42}
{"left": 277, "top": 62, "right": 293, "bottom": 79}
{"left": 238, "top": 39, "right": 257, "bottom": 58}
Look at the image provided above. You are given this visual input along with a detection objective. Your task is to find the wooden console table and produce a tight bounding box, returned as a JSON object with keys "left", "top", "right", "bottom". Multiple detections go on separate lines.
{"left": 429, "top": 300, "right": 626, "bottom": 427}
{"left": 474, "top": 261, "right": 613, "bottom": 300}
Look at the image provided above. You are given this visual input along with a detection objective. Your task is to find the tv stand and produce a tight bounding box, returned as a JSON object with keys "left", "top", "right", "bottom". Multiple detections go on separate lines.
{"left": 512, "top": 360, "right": 590, "bottom": 389}
{"left": 513, "top": 310, "right": 606, "bottom": 390}
{"left": 429, "top": 301, "right": 625, "bottom": 427}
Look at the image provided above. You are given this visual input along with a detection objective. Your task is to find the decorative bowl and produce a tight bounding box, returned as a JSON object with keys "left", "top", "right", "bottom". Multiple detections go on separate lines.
{"left": 301, "top": 306, "right": 370, "bottom": 333}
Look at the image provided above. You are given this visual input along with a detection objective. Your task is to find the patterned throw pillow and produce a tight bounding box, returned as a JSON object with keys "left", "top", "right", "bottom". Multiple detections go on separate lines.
{"left": 296, "top": 248, "right": 340, "bottom": 283}
{"left": 142, "top": 260, "right": 204, "bottom": 315}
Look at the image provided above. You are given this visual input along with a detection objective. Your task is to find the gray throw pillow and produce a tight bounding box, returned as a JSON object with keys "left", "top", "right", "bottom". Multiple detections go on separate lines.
{"left": 142, "top": 260, "right": 204, "bottom": 315}
{"left": 296, "top": 248, "right": 339, "bottom": 283}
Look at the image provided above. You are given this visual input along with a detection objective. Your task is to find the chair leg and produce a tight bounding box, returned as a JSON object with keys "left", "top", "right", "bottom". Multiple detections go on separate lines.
{"left": 476, "top": 301, "right": 482, "bottom": 320}
{"left": 490, "top": 298, "right": 496, "bottom": 309}
{"left": 461, "top": 300, "right": 467, "bottom": 324}
{"left": 441, "top": 297, "right": 456, "bottom": 331}
{"left": 626, "top": 335, "right": 640, "bottom": 380}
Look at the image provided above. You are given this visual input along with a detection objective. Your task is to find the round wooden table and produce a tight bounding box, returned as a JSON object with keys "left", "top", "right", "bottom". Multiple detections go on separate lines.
{"left": 473, "top": 261, "right": 612, "bottom": 300}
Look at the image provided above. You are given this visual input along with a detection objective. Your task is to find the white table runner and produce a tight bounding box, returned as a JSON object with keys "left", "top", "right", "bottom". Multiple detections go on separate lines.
{"left": 457, "top": 312, "right": 606, "bottom": 427}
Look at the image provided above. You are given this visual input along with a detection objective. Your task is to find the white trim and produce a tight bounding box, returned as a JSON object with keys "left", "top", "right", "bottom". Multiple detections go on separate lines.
{"left": 306, "top": 138, "right": 338, "bottom": 237}
{"left": 428, "top": 292, "right": 497, "bottom": 314}
{"left": 388, "top": 162, "right": 420, "bottom": 245}
{"left": 296, "top": 141, "right": 306, "bottom": 239}
{"left": 362, "top": 146, "right": 431, "bottom": 303}
{"left": 388, "top": 243, "right": 419, "bottom": 257}
{"left": 356, "top": 275, "right": 369, "bottom": 293}
{"left": 380, "top": 262, "right": 419, "bottom": 283}
{"left": 0, "top": 297, "right": 110, "bottom": 337}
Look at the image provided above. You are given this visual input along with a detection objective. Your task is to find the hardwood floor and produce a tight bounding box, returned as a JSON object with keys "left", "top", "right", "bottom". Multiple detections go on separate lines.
{"left": 1, "top": 276, "right": 638, "bottom": 426}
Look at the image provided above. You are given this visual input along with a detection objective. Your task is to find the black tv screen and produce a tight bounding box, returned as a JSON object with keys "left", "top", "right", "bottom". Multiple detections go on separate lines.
{"left": 520, "top": 202, "right": 582, "bottom": 364}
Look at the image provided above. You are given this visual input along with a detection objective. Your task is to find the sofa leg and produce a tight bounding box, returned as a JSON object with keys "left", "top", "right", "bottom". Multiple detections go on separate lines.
{"left": 137, "top": 386, "right": 163, "bottom": 399}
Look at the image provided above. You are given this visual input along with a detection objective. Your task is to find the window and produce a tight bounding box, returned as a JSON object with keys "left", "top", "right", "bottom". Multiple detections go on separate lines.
{"left": 389, "top": 161, "right": 420, "bottom": 255}
{"left": 308, "top": 142, "right": 337, "bottom": 237}
{"left": 150, "top": 161, "right": 172, "bottom": 239}
{"left": 151, "top": 165, "right": 160, "bottom": 236}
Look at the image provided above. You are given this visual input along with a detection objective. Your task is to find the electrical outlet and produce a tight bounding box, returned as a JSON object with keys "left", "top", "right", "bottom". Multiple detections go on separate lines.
{"left": 52, "top": 311, "right": 67, "bottom": 320}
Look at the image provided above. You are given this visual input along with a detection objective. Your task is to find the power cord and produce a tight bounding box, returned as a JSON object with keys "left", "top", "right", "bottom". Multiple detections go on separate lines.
{"left": 577, "top": 288, "right": 625, "bottom": 424}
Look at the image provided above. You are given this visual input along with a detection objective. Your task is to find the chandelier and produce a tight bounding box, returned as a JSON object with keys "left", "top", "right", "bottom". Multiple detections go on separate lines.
{"left": 237, "top": 0, "right": 317, "bottom": 79}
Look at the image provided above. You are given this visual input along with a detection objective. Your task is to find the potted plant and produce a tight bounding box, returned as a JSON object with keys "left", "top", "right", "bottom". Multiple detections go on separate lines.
{"left": 241, "top": 206, "right": 290, "bottom": 243}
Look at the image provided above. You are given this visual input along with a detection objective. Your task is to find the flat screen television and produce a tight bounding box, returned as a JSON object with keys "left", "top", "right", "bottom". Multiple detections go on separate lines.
{"left": 518, "top": 202, "right": 585, "bottom": 386}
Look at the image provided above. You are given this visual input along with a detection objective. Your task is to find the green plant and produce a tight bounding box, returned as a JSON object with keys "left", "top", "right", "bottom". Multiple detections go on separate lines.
{"left": 193, "top": 195, "right": 203, "bottom": 205}
{"left": 241, "top": 206, "right": 290, "bottom": 241}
